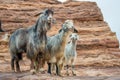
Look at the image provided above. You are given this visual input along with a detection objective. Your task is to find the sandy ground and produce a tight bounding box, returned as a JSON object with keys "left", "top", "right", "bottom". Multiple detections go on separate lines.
{"left": 0, "top": 58, "right": 120, "bottom": 80}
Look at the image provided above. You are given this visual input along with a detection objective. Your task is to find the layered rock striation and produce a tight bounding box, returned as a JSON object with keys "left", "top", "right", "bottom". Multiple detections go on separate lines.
{"left": 0, "top": 0, "right": 119, "bottom": 68}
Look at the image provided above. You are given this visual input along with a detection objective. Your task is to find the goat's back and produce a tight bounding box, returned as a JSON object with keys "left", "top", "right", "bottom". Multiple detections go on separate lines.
{"left": 9, "top": 28, "right": 29, "bottom": 54}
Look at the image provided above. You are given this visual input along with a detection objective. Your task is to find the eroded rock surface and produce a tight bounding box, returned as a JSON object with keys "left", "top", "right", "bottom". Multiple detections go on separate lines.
{"left": 0, "top": 0, "right": 120, "bottom": 79}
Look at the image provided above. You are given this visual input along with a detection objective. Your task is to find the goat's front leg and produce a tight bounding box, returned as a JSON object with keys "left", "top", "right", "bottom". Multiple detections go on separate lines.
{"left": 33, "top": 57, "right": 39, "bottom": 71}
{"left": 60, "top": 63, "right": 63, "bottom": 70}
{"left": 47, "top": 62, "right": 51, "bottom": 74}
{"left": 71, "top": 65, "right": 76, "bottom": 76}
{"left": 30, "top": 59, "right": 37, "bottom": 74}
{"left": 56, "top": 63, "right": 62, "bottom": 76}
{"left": 71, "top": 62, "right": 76, "bottom": 76}
{"left": 51, "top": 63, "right": 56, "bottom": 74}
{"left": 66, "top": 65, "right": 69, "bottom": 76}
{"left": 38, "top": 58, "right": 45, "bottom": 73}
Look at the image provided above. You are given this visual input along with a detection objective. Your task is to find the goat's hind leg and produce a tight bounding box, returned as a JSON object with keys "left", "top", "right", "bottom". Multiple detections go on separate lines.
{"left": 15, "top": 53, "right": 23, "bottom": 72}
{"left": 30, "top": 59, "right": 34, "bottom": 70}
{"left": 15, "top": 59, "right": 20, "bottom": 72}
{"left": 30, "top": 59, "right": 37, "bottom": 74}
{"left": 11, "top": 57, "right": 15, "bottom": 72}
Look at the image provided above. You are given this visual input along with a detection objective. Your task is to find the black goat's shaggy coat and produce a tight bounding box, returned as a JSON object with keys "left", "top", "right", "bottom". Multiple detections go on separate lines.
{"left": 9, "top": 9, "right": 54, "bottom": 72}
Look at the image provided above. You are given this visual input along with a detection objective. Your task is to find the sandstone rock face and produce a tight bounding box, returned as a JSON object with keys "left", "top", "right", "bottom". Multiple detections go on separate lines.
{"left": 0, "top": 0, "right": 120, "bottom": 71}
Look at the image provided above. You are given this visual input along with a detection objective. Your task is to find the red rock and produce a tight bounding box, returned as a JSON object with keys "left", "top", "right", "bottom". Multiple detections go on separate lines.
{"left": 0, "top": 0, "right": 119, "bottom": 68}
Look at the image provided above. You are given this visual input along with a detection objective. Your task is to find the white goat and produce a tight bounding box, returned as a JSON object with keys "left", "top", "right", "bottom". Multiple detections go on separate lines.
{"left": 64, "top": 33, "right": 79, "bottom": 76}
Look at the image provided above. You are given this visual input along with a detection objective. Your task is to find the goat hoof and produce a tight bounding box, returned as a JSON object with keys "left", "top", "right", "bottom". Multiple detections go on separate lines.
{"left": 46, "top": 73, "right": 51, "bottom": 76}
{"left": 16, "top": 69, "right": 21, "bottom": 73}
{"left": 11, "top": 70, "right": 15, "bottom": 73}
{"left": 73, "top": 73, "right": 76, "bottom": 76}
{"left": 58, "top": 74, "right": 63, "bottom": 77}
{"left": 39, "top": 68, "right": 45, "bottom": 73}
{"left": 50, "top": 73, "right": 54, "bottom": 76}
{"left": 30, "top": 69, "right": 36, "bottom": 75}
{"left": 67, "top": 73, "right": 69, "bottom": 76}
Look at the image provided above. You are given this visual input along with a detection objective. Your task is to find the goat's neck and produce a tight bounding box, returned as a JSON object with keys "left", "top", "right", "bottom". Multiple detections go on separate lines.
{"left": 36, "top": 19, "right": 50, "bottom": 42}
{"left": 35, "top": 15, "right": 51, "bottom": 33}
{"left": 35, "top": 21, "right": 49, "bottom": 46}
{"left": 59, "top": 30, "right": 69, "bottom": 47}
{"left": 71, "top": 41, "right": 77, "bottom": 50}
{"left": 36, "top": 22, "right": 49, "bottom": 32}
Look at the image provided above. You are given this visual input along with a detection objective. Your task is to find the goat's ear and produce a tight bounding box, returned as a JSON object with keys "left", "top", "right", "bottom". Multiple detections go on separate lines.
{"left": 34, "top": 12, "right": 43, "bottom": 17}
{"left": 74, "top": 28, "right": 78, "bottom": 33}
{"left": 58, "top": 29, "right": 62, "bottom": 33}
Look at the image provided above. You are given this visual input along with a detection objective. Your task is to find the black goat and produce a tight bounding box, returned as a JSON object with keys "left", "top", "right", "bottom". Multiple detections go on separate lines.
{"left": 9, "top": 9, "right": 54, "bottom": 72}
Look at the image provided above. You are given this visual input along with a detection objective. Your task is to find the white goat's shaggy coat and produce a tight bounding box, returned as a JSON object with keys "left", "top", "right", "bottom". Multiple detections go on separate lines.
{"left": 64, "top": 33, "right": 79, "bottom": 76}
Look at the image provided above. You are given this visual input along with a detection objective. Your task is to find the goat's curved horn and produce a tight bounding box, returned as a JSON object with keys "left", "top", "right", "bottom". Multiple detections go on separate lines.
{"left": 34, "top": 12, "right": 43, "bottom": 17}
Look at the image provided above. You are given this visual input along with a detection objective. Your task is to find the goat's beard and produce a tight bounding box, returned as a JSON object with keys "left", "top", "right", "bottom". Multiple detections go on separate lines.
{"left": 47, "top": 22, "right": 52, "bottom": 30}
{"left": 43, "top": 22, "right": 51, "bottom": 32}
{"left": 47, "top": 18, "right": 55, "bottom": 30}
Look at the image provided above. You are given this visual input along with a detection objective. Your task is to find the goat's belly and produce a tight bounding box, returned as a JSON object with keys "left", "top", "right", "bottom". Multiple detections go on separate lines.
{"left": 56, "top": 52, "right": 64, "bottom": 58}
{"left": 48, "top": 52, "right": 64, "bottom": 64}
{"left": 49, "top": 56, "right": 56, "bottom": 63}
{"left": 56, "top": 52, "right": 64, "bottom": 64}
{"left": 65, "top": 57, "right": 75, "bottom": 65}
{"left": 16, "top": 32, "right": 27, "bottom": 49}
